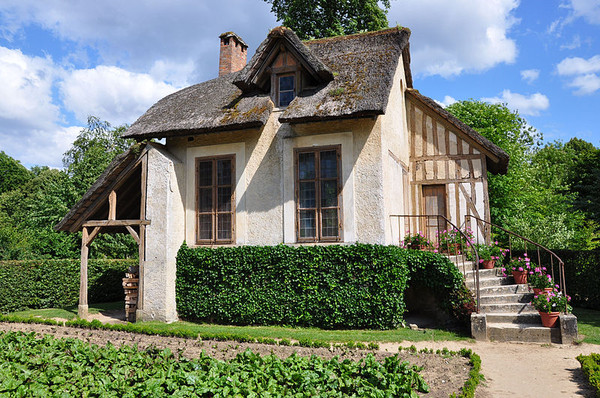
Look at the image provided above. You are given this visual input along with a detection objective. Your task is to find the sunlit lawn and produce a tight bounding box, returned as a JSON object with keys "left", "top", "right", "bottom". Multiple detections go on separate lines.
{"left": 8, "top": 302, "right": 470, "bottom": 343}
{"left": 573, "top": 307, "right": 600, "bottom": 345}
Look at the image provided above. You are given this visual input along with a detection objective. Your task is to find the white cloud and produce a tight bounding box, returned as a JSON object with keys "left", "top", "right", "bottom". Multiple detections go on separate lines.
{"left": 568, "top": 73, "right": 600, "bottom": 95}
{"left": 388, "top": 0, "right": 519, "bottom": 77}
{"left": 520, "top": 69, "right": 540, "bottom": 83}
{"left": 567, "top": 0, "right": 600, "bottom": 25}
{"left": 560, "top": 35, "right": 582, "bottom": 50}
{"left": 435, "top": 96, "right": 458, "bottom": 108}
{"left": 59, "top": 66, "right": 178, "bottom": 125}
{"left": 557, "top": 55, "right": 600, "bottom": 95}
{"left": 556, "top": 55, "right": 600, "bottom": 75}
{"left": 482, "top": 90, "right": 549, "bottom": 116}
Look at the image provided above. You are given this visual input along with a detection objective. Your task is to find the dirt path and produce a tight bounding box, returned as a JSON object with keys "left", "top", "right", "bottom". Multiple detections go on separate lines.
{"left": 381, "top": 340, "right": 598, "bottom": 397}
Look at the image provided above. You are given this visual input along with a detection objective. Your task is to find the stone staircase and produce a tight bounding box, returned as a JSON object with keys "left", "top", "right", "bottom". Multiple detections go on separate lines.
{"left": 452, "top": 259, "right": 577, "bottom": 343}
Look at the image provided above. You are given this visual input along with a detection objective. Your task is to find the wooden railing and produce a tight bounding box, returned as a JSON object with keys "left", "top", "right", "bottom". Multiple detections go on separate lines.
{"left": 390, "top": 214, "right": 481, "bottom": 313}
{"left": 464, "top": 215, "right": 567, "bottom": 300}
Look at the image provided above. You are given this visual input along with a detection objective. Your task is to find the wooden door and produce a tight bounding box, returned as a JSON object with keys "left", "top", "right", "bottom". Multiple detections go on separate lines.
{"left": 422, "top": 185, "right": 446, "bottom": 242}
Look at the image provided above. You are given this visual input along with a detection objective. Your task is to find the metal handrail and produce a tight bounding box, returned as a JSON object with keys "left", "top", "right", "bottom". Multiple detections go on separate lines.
{"left": 464, "top": 215, "right": 567, "bottom": 307}
{"left": 390, "top": 214, "right": 481, "bottom": 313}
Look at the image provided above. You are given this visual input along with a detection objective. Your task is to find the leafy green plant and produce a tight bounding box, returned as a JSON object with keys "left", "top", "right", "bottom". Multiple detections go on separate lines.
{"left": 472, "top": 242, "right": 507, "bottom": 263}
{"left": 502, "top": 255, "right": 532, "bottom": 275}
{"left": 0, "top": 331, "right": 430, "bottom": 397}
{"left": 576, "top": 353, "right": 600, "bottom": 396}
{"left": 528, "top": 268, "right": 555, "bottom": 290}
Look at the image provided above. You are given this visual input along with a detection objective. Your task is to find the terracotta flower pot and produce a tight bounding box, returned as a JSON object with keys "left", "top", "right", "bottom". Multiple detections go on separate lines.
{"left": 532, "top": 287, "right": 553, "bottom": 295}
{"left": 481, "top": 260, "right": 495, "bottom": 269}
{"left": 539, "top": 311, "right": 560, "bottom": 328}
{"left": 512, "top": 270, "right": 527, "bottom": 284}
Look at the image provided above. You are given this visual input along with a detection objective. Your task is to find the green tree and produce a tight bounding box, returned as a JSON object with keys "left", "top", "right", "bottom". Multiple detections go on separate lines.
{"left": 264, "top": 0, "right": 391, "bottom": 40}
{"left": 0, "top": 151, "right": 33, "bottom": 194}
{"left": 63, "top": 116, "right": 134, "bottom": 196}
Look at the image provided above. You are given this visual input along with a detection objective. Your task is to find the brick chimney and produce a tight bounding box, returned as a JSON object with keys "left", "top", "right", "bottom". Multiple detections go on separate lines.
{"left": 219, "top": 32, "right": 248, "bottom": 77}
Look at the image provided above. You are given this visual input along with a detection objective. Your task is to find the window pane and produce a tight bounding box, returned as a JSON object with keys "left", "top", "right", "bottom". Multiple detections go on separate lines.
{"left": 198, "top": 214, "right": 212, "bottom": 240}
{"left": 279, "top": 91, "right": 295, "bottom": 107}
{"left": 198, "top": 188, "right": 213, "bottom": 212}
{"left": 320, "top": 150, "right": 338, "bottom": 178}
{"left": 298, "top": 152, "right": 315, "bottom": 180}
{"left": 279, "top": 75, "right": 295, "bottom": 91}
{"left": 217, "top": 187, "right": 232, "bottom": 212}
{"left": 198, "top": 161, "right": 212, "bottom": 186}
{"left": 299, "top": 210, "right": 316, "bottom": 238}
{"left": 321, "top": 209, "right": 338, "bottom": 237}
{"left": 217, "top": 159, "right": 232, "bottom": 185}
{"left": 299, "top": 181, "right": 316, "bottom": 208}
{"left": 217, "top": 214, "right": 232, "bottom": 241}
{"left": 321, "top": 180, "right": 338, "bottom": 207}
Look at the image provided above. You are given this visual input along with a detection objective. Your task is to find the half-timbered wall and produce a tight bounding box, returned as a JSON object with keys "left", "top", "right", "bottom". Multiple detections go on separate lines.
{"left": 406, "top": 96, "right": 490, "bottom": 241}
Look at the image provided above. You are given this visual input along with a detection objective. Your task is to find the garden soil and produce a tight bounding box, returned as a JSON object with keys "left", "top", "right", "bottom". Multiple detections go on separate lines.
{"left": 1, "top": 316, "right": 598, "bottom": 397}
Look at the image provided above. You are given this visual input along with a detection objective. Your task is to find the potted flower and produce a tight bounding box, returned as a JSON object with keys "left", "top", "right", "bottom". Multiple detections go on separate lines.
{"left": 502, "top": 255, "right": 531, "bottom": 284}
{"left": 437, "top": 229, "right": 474, "bottom": 255}
{"left": 528, "top": 267, "right": 554, "bottom": 295}
{"left": 530, "top": 291, "right": 572, "bottom": 328}
{"left": 402, "top": 232, "right": 431, "bottom": 250}
{"left": 473, "top": 242, "right": 507, "bottom": 269}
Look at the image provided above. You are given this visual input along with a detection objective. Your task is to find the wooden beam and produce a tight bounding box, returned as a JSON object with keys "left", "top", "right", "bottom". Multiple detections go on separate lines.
{"left": 125, "top": 225, "right": 140, "bottom": 244}
{"left": 108, "top": 191, "right": 117, "bottom": 220}
{"left": 84, "top": 226, "right": 102, "bottom": 246}
{"left": 82, "top": 219, "right": 151, "bottom": 227}
{"left": 78, "top": 227, "right": 89, "bottom": 319}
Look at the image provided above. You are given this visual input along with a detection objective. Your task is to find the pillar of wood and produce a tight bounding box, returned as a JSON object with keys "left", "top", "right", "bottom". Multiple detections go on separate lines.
{"left": 78, "top": 227, "right": 89, "bottom": 319}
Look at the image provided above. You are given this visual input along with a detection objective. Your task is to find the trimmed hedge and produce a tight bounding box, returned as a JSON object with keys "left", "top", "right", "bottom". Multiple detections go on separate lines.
{"left": 176, "top": 244, "right": 410, "bottom": 329}
{"left": 577, "top": 353, "right": 600, "bottom": 397}
{"left": 176, "top": 243, "right": 473, "bottom": 329}
{"left": 0, "top": 259, "right": 135, "bottom": 313}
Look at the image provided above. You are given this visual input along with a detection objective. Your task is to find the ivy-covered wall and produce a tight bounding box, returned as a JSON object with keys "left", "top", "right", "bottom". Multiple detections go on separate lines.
{"left": 176, "top": 244, "right": 474, "bottom": 329}
{"left": 0, "top": 259, "right": 135, "bottom": 313}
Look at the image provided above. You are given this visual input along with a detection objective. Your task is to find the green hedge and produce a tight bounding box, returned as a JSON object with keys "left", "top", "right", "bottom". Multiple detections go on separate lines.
{"left": 577, "top": 353, "right": 600, "bottom": 397}
{"left": 0, "top": 259, "right": 135, "bottom": 313}
{"left": 176, "top": 244, "right": 410, "bottom": 329}
{"left": 176, "top": 243, "right": 473, "bottom": 329}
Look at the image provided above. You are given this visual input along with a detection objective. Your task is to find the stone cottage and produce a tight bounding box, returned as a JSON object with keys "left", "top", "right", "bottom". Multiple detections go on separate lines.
{"left": 56, "top": 27, "right": 508, "bottom": 323}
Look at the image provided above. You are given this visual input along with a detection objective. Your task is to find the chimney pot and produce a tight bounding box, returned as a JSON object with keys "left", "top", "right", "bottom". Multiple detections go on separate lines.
{"left": 219, "top": 32, "right": 248, "bottom": 77}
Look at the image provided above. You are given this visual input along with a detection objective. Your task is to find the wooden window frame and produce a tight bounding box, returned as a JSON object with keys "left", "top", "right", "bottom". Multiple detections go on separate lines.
{"left": 195, "top": 155, "right": 236, "bottom": 245}
{"left": 294, "top": 145, "right": 342, "bottom": 243}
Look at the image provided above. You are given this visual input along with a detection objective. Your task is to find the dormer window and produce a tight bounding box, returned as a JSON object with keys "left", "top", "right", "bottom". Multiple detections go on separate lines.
{"left": 278, "top": 74, "right": 296, "bottom": 107}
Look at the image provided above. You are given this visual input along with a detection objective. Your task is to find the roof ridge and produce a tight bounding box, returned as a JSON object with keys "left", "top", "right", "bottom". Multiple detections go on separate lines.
{"left": 304, "top": 26, "right": 409, "bottom": 44}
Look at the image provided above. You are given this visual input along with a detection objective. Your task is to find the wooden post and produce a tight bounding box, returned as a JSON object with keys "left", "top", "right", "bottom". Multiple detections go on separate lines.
{"left": 78, "top": 227, "right": 89, "bottom": 319}
{"left": 136, "top": 154, "right": 148, "bottom": 321}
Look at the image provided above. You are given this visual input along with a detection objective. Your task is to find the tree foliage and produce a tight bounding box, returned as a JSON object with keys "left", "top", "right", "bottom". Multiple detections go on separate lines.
{"left": 264, "top": 0, "right": 391, "bottom": 39}
{"left": 0, "top": 117, "right": 137, "bottom": 259}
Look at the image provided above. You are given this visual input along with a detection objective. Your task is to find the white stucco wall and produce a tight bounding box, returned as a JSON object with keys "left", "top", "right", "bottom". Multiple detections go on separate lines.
{"left": 138, "top": 145, "right": 184, "bottom": 323}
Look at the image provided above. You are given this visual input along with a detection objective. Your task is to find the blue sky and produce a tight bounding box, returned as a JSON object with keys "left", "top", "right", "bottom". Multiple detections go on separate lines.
{"left": 0, "top": 0, "right": 599, "bottom": 168}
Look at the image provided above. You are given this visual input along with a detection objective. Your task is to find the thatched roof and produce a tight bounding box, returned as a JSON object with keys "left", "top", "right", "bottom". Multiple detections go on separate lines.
{"left": 406, "top": 89, "right": 509, "bottom": 174}
{"left": 123, "top": 27, "right": 411, "bottom": 140}
{"left": 55, "top": 144, "right": 145, "bottom": 233}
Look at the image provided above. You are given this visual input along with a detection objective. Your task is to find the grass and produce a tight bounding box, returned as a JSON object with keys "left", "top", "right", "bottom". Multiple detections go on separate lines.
{"left": 9, "top": 301, "right": 124, "bottom": 320}
{"left": 6, "top": 302, "right": 470, "bottom": 344}
{"left": 573, "top": 307, "right": 600, "bottom": 345}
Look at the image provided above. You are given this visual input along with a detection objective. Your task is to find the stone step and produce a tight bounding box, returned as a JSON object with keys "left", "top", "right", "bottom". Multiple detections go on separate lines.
{"left": 466, "top": 276, "right": 515, "bottom": 289}
{"left": 479, "top": 284, "right": 532, "bottom": 295}
{"left": 479, "top": 302, "right": 537, "bottom": 314}
{"left": 487, "top": 323, "right": 561, "bottom": 343}
{"left": 486, "top": 312, "right": 541, "bottom": 325}
{"left": 479, "top": 293, "right": 533, "bottom": 305}
{"left": 464, "top": 268, "right": 502, "bottom": 279}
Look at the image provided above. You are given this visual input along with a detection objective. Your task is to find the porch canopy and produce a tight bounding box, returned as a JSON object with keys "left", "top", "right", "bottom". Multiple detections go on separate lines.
{"left": 55, "top": 143, "right": 151, "bottom": 318}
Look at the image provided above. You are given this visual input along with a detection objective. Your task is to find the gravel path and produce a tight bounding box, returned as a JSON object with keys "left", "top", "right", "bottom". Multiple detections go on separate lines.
{"left": 381, "top": 339, "right": 598, "bottom": 397}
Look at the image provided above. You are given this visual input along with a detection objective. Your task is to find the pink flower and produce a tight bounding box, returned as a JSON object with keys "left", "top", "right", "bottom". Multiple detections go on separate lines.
{"left": 518, "top": 267, "right": 524, "bottom": 271}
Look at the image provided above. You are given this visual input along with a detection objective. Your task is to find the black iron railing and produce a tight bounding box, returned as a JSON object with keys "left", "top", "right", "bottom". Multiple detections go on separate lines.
{"left": 464, "top": 215, "right": 567, "bottom": 302}
{"left": 390, "top": 214, "right": 481, "bottom": 313}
